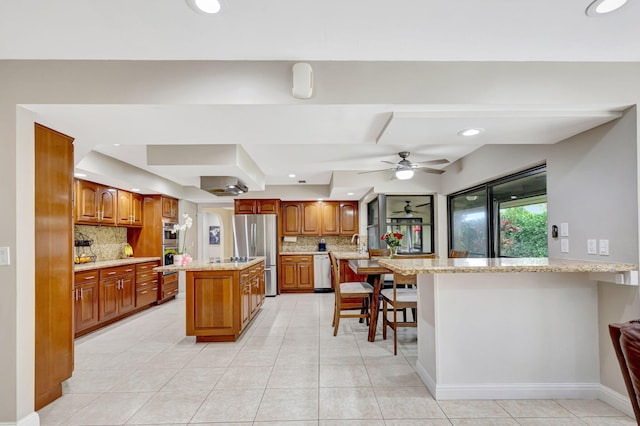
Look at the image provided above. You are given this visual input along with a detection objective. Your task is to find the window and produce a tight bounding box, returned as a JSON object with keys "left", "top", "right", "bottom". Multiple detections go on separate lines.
{"left": 448, "top": 165, "right": 547, "bottom": 258}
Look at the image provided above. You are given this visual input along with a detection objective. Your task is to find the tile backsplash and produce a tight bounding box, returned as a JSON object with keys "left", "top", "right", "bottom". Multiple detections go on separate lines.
{"left": 281, "top": 235, "right": 366, "bottom": 253}
{"left": 74, "top": 225, "right": 128, "bottom": 261}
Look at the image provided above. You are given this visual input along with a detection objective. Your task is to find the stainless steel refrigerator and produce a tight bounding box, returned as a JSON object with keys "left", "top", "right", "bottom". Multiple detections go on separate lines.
{"left": 233, "top": 215, "right": 278, "bottom": 296}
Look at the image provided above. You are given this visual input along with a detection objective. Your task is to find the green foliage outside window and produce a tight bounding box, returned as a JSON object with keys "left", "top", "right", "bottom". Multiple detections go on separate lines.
{"left": 500, "top": 205, "right": 548, "bottom": 257}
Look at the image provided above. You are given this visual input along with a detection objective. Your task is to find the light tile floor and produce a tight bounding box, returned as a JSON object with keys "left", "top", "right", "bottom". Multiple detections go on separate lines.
{"left": 38, "top": 293, "right": 636, "bottom": 425}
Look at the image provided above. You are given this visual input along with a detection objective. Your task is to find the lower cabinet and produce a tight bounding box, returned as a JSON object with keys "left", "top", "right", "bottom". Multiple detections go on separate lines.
{"left": 160, "top": 272, "right": 179, "bottom": 302}
{"left": 73, "top": 260, "right": 161, "bottom": 338}
{"left": 279, "top": 255, "right": 314, "bottom": 293}
{"left": 186, "top": 261, "right": 265, "bottom": 342}
{"left": 73, "top": 271, "right": 100, "bottom": 334}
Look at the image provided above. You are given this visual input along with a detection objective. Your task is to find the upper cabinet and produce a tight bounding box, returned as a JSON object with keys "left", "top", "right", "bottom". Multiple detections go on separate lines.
{"left": 117, "top": 190, "right": 143, "bottom": 227}
{"left": 282, "top": 201, "right": 358, "bottom": 236}
{"left": 234, "top": 199, "right": 281, "bottom": 215}
{"left": 74, "top": 179, "right": 117, "bottom": 225}
{"left": 162, "top": 196, "right": 179, "bottom": 222}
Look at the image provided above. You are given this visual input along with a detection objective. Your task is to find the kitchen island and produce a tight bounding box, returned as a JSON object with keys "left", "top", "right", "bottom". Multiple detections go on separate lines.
{"left": 377, "top": 257, "right": 637, "bottom": 401}
{"left": 154, "top": 257, "right": 265, "bottom": 342}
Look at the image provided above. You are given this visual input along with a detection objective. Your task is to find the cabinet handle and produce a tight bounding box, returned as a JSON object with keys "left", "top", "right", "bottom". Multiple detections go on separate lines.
{"left": 152, "top": 287, "right": 158, "bottom": 291}
{"left": 125, "top": 268, "right": 133, "bottom": 272}
{"left": 108, "top": 271, "right": 116, "bottom": 275}
{"left": 84, "top": 275, "right": 95, "bottom": 280}
{"left": 73, "top": 289, "right": 77, "bottom": 301}
{"left": 141, "top": 290, "right": 148, "bottom": 294}
{"left": 80, "top": 288, "right": 84, "bottom": 299}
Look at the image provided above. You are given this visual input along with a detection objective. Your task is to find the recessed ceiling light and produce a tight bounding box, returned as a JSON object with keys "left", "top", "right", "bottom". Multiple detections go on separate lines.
{"left": 288, "top": 174, "right": 296, "bottom": 178}
{"left": 113, "top": 143, "right": 120, "bottom": 147}
{"left": 457, "top": 128, "right": 484, "bottom": 137}
{"left": 347, "top": 192, "right": 354, "bottom": 196}
{"left": 131, "top": 188, "right": 141, "bottom": 192}
{"left": 317, "top": 198, "right": 323, "bottom": 202}
{"left": 74, "top": 172, "right": 86, "bottom": 178}
{"left": 586, "top": 0, "right": 627, "bottom": 16}
{"left": 187, "top": 0, "right": 222, "bottom": 14}
{"left": 510, "top": 195, "right": 518, "bottom": 200}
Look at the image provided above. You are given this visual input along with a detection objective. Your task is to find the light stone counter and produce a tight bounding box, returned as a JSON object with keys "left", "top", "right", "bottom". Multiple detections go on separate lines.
{"left": 378, "top": 257, "right": 637, "bottom": 275}
{"left": 332, "top": 251, "right": 370, "bottom": 260}
{"left": 74, "top": 257, "right": 161, "bottom": 272}
{"left": 280, "top": 251, "right": 328, "bottom": 255}
{"left": 153, "top": 257, "right": 264, "bottom": 273}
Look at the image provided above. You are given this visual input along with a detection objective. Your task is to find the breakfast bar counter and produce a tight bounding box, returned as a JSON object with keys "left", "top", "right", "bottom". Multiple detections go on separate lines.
{"left": 377, "top": 257, "right": 637, "bottom": 401}
{"left": 154, "top": 258, "right": 266, "bottom": 342}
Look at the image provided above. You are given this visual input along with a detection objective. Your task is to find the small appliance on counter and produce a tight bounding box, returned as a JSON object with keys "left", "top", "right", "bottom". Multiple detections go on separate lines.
{"left": 318, "top": 239, "right": 327, "bottom": 251}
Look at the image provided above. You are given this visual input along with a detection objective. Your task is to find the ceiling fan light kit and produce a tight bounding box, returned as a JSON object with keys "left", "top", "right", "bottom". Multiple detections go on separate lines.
{"left": 187, "top": 0, "right": 222, "bottom": 14}
{"left": 395, "top": 169, "right": 414, "bottom": 180}
{"left": 358, "top": 151, "right": 449, "bottom": 180}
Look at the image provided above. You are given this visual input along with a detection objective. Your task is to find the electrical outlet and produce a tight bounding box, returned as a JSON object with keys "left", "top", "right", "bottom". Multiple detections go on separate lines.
{"left": 561, "top": 239, "right": 569, "bottom": 253}
{"left": 599, "top": 239, "right": 609, "bottom": 256}
{"left": 587, "top": 239, "right": 597, "bottom": 255}
{"left": 0, "top": 247, "right": 10, "bottom": 266}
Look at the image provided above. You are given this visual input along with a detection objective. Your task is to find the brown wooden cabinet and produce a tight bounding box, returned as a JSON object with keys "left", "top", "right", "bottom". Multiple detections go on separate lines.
{"left": 280, "top": 255, "right": 314, "bottom": 292}
{"left": 339, "top": 201, "right": 359, "bottom": 235}
{"left": 73, "top": 271, "right": 100, "bottom": 334}
{"left": 282, "top": 202, "right": 302, "bottom": 236}
{"left": 162, "top": 196, "right": 179, "bottom": 221}
{"left": 234, "top": 198, "right": 281, "bottom": 214}
{"left": 135, "top": 261, "right": 160, "bottom": 307}
{"left": 99, "top": 265, "right": 135, "bottom": 322}
{"left": 186, "top": 261, "right": 265, "bottom": 342}
{"left": 282, "top": 200, "right": 359, "bottom": 236}
{"left": 117, "top": 190, "right": 143, "bottom": 227}
{"left": 321, "top": 202, "right": 340, "bottom": 235}
{"left": 74, "top": 179, "right": 117, "bottom": 225}
{"left": 160, "top": 272, "right": 179, "bottom": 301}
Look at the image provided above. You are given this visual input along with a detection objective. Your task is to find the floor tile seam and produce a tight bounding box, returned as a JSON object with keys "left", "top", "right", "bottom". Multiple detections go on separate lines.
{"left": 184, "top": 384, "right": 228, "bottom": 425}
{"left": 495, "top": 399, "right": 580, "bottom": 420}
{"left": 42, "top": 390, "right": 103, "bottom": 425}
{"left": 102, "top": 390, "right": 155, "bottom": 426}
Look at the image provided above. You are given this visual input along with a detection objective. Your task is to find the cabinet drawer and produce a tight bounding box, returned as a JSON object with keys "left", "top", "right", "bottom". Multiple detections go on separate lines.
{"left": 100, "top": 265, "right": 135, "bottom": 279}
{"left": 136, "top": 261, "right": 159, "bottom": 272}
{"left": 162, "top": 281, "right": 178, "bottom": 299}
{"left": 75, "top": 270, "right": 99, "bottom": 284}
{"left": 136, "top": 286, "right": 158, "bottom": 307}
{"left": 281, "top": 255, "right": 313, "bottom": 263}
{"left": 137, "top": 278, "right": 159, "bottom": 291}
{"left": 163, "top": 273, "right": 178, "bottom": 286}
{"left": 136, "top": 270, "right": 158, "bottom": 283}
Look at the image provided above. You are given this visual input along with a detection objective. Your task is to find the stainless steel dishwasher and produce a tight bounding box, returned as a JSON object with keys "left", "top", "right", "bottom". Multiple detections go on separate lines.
{"left": 313, "top": 253, "right": 332, "bottom": 292}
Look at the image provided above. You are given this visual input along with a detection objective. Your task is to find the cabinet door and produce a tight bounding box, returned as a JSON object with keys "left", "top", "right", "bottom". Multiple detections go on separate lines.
{"left": 99, "top": 278, "right": 119, "bottom": 321}
{"left": 301, "top": 202, "right": 321, "bottom": 235}
{"left": 119, "top": 274, "right": 136, "bottom": 314}
{"left": 282, "top": 202, "right": 301, "bottom": 236}
{"left": 241, "top": 280, "right": 251, "bottom": 329}
{"left": 171, "top": 198, "right": 179, "bottom": 220}
{"left": 162, "top": 196, "right": 179, "bottom": 220}
{"left": 297, "top": 263, "right": 314, "bottom": 289}
{"left": 235, "top": 199, "right": 257, "bottom": 214}
{"left": 280, "top": 263, "right": 298, "bottom": 290}
{"left": 74, "top": 282, "right": 99, "bottom": 333}
{"left": 74, "top": 180, "right": 100, "bottom": 224}
{"left": 130, "top": 193, "right": 143, "bottom": 227}
{"left": 321, "top": 202, "right": 340, "bottom": 235}
{"left": 98, "top": 187, "right": 117, "bottom": 225}
{"left": 117, "top": 190, "right": 132, "bottom": 225}
{"left": 339, "top": 201, "right": 359, "bottom": 235}
{"left": 257, "top": 199, "right": 280, "bottom": 214}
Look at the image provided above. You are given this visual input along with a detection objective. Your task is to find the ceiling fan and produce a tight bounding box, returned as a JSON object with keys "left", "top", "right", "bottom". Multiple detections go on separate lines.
{"left": 392, "top": 200, "right": 430, "bottom": 216}
{"left": 359, "top": 151, "right": 449, "bottom": 180}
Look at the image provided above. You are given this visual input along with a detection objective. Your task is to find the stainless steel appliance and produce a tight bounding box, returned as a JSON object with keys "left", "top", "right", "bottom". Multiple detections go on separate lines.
{"left": 162, "top": 222, "right": 178, "bottom": 245}
{"left": 313, "top": 253, "right": 332, "bottom": 292}
{"left": 233, "top": 215, "right": 278, "bottom": 296}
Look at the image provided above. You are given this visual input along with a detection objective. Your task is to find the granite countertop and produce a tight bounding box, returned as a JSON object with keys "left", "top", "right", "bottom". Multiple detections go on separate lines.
{"left": 153, "top": 257, "right": 264, "bottom": 272}
{"left": 74, "top": 257, "right": 161, "bottom": 272}
{"left": 377, "top": 257, "right": 638, "bottom": 275}
{"left": 280, "top": 251, "right": 329, "bottom": 255}
{"left": 332, "top": 251, "right": 371, "bottom": 260}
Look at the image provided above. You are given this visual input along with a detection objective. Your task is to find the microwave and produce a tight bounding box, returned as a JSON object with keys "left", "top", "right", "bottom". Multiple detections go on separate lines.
{"left": 162, "top": 222, "right": 178, "bottom": 243}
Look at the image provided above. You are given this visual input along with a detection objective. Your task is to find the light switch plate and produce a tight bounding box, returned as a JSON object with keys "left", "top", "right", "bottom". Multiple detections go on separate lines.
{"left": 599, "top": 239, "right": 609, "bottom": 256}
{"left": 561, "top": 239, "right": 569, "bottom": 253}
{"left": 560, "top": 223, "right": 569, "bottom": 237}
{"left": 0, "top": 247, "right": 10, "bottom": 266}
{"left": 587, "top": 239, "right": 597, "bottom": 255}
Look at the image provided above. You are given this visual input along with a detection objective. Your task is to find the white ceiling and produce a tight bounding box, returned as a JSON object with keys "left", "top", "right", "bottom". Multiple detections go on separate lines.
{"left": 7, "top": 0, "right": 639, "bottom": 203}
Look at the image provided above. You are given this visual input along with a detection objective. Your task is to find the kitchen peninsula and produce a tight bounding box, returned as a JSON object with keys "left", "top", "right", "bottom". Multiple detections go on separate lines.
{"left": 378, "top": 257, "right": 638, "bottom": 402}
{"left": 155, "top": 257, "right": 265, "bottom": 342}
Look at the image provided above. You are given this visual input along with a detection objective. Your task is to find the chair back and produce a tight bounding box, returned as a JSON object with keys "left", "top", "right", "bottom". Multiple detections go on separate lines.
{"left": 328, "top": 252, "right": 340, "bottom": 297}
{"left": 368, "top": 248, "right": 390, "bottom": 258}
{"left": 449, "top": 249, "right": 469, "bottom": 258}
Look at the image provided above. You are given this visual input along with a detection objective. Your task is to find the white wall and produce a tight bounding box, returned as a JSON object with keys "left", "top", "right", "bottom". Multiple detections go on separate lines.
{"left": 2, "top": 60, "right": 640, "bottom": 423}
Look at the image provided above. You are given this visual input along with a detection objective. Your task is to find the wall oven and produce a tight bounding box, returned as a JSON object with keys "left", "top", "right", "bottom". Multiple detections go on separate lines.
{"left": 162, "top": 222, "right": 178, "bottom": 245}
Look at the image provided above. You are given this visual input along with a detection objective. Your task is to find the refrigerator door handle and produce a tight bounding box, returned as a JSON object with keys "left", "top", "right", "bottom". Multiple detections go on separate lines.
{"left": 250, "top": 222, "right": 257, "bottom": 255}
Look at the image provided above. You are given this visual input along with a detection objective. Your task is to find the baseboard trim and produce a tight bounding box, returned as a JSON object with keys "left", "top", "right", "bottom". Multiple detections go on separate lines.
{"left": 599, "top": 384, "right": 634, "bottom": 418}
{"left": 0, "top": 412, "right": 40, "bottom": 426}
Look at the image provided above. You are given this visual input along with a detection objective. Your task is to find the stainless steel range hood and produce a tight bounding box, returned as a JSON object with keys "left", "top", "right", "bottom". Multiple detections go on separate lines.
{"left": 200, "top": 176, "right": 249, "bottom": 196}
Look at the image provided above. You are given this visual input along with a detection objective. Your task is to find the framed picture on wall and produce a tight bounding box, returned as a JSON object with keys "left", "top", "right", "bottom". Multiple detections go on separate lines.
{"left": 209, "top": 226, "right": 220, "bottom": 245}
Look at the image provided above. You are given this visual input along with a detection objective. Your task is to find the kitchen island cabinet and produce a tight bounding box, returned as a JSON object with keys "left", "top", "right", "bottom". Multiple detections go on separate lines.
{"left": 155, "top": 258, "right": 265, "bottom": 342}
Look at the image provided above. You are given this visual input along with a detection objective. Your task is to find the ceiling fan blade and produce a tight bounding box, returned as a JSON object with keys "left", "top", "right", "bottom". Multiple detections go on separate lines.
{"left": 415, "top": 202, "right": 431, "bottom": 207}
{"left": 416, "top": 167, "right": 445, "bottom": 175}
{"left": 357, "top": 168, "right": 392, "bottom": 174}
{"left": 381, "top": 160, "right": 397, "bottom": 166}
{"left": 415, "top": 158, "right": 450, "bottom": 165}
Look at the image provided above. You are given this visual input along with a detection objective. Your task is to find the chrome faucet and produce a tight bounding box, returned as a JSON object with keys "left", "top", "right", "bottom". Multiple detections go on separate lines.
{"left": 351, "top": 234, "right": 360, "bottom": 245}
